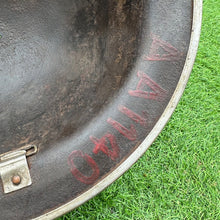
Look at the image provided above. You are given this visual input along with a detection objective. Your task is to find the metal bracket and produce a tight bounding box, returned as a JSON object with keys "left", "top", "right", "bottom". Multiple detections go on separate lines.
{"left": 0, "top": 145, "right": 37, "bottom": 194}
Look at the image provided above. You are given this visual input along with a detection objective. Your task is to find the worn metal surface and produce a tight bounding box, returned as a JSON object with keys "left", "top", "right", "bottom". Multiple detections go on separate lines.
{"left": 0, "top": 145, "right": 37, "bottom": 193}
{"left": 0, "top": 0, "right": 202, "bottom": 219}
{"left": 0, "top": 150, "right": 31, "bottom": 193}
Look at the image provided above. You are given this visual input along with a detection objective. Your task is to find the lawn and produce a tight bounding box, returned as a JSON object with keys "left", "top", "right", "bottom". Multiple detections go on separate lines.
{"left": 60, "top": 1, "right": 219, "bottom": 219}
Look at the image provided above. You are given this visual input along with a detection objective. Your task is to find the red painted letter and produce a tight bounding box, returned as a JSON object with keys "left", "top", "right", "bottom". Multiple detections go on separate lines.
{"left": 118, "top": 105, "right": 148, "bottom": 128}
{"left": 107, "top": 118, "right": 137, "bottom": 141}
{"left": 68, "top": 150, "right": 100, "bottom": 184}
{"left": 144, "top": 34, "right": 181, "bottom": 61}
{"left": 90, "top": 133, "right": 119, "bottom": 160}
{"left": 129, "top": 71, "right": 167, "bottom": 101}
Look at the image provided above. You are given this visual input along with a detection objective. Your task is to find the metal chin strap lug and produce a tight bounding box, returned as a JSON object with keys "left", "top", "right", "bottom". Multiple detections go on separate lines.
{"left": 0, "top": 145, "right": 38, "bottom": 194}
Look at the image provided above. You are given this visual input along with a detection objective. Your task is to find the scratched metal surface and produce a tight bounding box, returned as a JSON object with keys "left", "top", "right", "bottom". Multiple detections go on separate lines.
{"left": 0, "top": 0, "right": 193, "bottom": 219}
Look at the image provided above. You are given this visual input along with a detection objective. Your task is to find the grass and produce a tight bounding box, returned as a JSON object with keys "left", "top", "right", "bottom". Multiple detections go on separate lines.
{"left": 59, "top": 1, "right": 219, "bottom": 219}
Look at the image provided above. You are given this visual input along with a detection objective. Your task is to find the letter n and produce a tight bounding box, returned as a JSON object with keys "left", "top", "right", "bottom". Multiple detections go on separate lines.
{"left": 129, "top": 71, "right": 167, "bottom": 101}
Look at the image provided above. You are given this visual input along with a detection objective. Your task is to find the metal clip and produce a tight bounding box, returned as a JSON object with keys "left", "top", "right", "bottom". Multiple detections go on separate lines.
{"left": 0, "top": 145, "right": 38, "bottom": 194}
